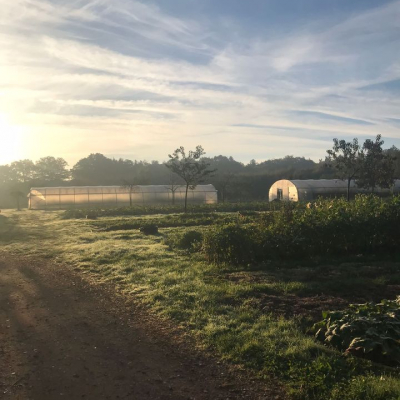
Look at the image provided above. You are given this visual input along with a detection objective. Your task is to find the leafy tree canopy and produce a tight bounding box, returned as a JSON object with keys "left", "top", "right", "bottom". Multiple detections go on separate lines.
{"left": 166, "top": 146, "right": 215, "bottom": 211}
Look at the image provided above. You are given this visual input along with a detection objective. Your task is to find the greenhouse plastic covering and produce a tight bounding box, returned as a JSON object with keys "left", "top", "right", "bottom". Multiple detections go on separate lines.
{"left": 269, "top": 179, "right": 400, "bottom": 202}
{"left": 28, "top": 185, "right": 218, "bottom": 209}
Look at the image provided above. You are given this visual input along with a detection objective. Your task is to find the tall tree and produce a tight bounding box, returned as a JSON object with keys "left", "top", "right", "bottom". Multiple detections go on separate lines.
{"left": 10, "top": 189, "right": 25, "bottom": 211}
{"left": 72, "top": 153, "right": 116, "bottom": 185}
{"left": 386, "top": 146, "right": 400, "bottom": 178}
{"left": 0, "top": 165, "right": 15, "bottom": 184}
{"left": 357, "top": 135, "right": 395, "bottom": 193}
{"left": 35, "top": 157, "right": 69, "bottom": 182}
{"left": 165, "top": 146, "right": 215, "bottom": 212}
{"left": 72, "top": 153, "right": 146, "bottom": 185}
{"left": 214, "top": 172, "right": 235, "bottom": 203}
{"left": 10, "top": 160, "right": 35, "bottom": 182}
{"left": 327, "top": 138, "right": 364, "bottom": 201}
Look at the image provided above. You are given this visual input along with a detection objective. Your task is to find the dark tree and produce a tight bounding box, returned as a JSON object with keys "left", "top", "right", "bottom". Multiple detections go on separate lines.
{"left": 357, "top": 135, "right": 395, "bottom": 192}
{"left": 214, "top": 172, "right": 235, "bottom": 203}
{"left": 165, "top": 146, "right": 215, "bottom": 212}
{"left": 35, "top": 157, "right": 69, "bottom": 182}
{"left": 386, "top": 146, "right": 400, "bottom": 178}
{"left": 327, "top": 138, "right": 364, "bottom": 201}
{"left": 0, "top": 165, "right": 15, "bottom": 184}
{"left": 72, "top": 153, "right": 120, "bottom": 185}
{"left": 10, "top": 160, "right": 35, "bottom": 182}
{"left": 10, "top": 189, "right": 25, "bottom": 211}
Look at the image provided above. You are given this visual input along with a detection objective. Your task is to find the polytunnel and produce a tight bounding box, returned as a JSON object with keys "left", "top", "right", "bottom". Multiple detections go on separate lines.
{"left": 269, "top": 179, "right": 400, "bottom": 202}
{"left": 28, "top": 185, "right": 218, "bottom": 210}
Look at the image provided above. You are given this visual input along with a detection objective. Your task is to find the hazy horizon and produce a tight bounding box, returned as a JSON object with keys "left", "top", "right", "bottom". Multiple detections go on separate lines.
{"left": 1, "top": 0, "right": 400, "bottom": 166}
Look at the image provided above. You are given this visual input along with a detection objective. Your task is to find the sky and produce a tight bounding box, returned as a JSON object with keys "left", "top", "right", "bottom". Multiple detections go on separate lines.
{"left": 1, "top": 0, "right": 400, "bottom": 166}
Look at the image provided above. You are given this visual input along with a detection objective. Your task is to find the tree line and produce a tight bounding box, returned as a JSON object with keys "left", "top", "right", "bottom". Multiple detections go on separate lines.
{"left": 1, "top": 136, "right": 400, "bottom": 209}
{"left": 326, "top": 135, "right": 399, "bottom": 200}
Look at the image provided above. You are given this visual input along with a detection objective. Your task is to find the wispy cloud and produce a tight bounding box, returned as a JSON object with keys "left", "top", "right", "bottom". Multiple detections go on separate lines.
{"left": 0, "top": 0, "right": 399, "bottom": 164}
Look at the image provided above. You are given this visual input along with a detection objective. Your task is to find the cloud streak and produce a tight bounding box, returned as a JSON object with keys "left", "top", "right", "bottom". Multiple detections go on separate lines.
{"left": 0, "top": 0, "right": 399, "bottom": 164}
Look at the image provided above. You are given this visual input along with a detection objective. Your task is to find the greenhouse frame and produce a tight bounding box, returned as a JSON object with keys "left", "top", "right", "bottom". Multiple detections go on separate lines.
{"left": 28, "top": 185, "right": 218, "bottom": 210}
{"left": 269, "top": 179, "right": 400, "bottom": 202}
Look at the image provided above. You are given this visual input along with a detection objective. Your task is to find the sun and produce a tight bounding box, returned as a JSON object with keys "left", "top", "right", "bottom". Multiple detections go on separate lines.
{"left": 0, "top": 114, "right": 24, "bottom": 164}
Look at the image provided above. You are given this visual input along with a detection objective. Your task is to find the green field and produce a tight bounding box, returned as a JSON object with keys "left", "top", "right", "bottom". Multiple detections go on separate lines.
{"left": 1, "top": 202, "right": 400, "bottom": 400}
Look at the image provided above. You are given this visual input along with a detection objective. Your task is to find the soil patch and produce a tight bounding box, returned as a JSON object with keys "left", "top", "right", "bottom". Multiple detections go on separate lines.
{"left": 0, "top": 254, "right": 283, "bottom": 399}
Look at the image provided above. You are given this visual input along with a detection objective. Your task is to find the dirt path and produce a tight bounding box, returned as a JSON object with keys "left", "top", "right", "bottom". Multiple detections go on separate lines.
{"left": 0, "top": 255, "right": 281, "bottom": 400}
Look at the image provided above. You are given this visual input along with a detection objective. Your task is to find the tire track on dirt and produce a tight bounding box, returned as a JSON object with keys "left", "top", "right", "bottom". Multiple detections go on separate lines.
{"left": 0, "top": 254, "right": 283, "bottom": 400}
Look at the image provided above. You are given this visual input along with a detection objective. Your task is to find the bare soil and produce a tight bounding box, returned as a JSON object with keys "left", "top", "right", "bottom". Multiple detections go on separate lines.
{"left": 0, "top": 254, "right": 283, "bottom": 400}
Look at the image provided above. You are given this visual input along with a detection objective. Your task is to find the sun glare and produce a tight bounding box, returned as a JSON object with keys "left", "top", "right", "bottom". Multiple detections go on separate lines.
{"left": 0, "top": 114, "right": 23, "bottom": 164}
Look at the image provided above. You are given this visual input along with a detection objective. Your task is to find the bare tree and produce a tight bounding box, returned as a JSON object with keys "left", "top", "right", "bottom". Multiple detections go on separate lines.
{"left": 165, "top": 146, "right": 215, "bottom": 212}
{"left": 121, "top": 166, "right": 148, "bottom": 207}
{"left": 121, "top": 180, "right": 139, "bottom": 207}
{"left": 164, "top": 173, "right": 183, "bottom": 205}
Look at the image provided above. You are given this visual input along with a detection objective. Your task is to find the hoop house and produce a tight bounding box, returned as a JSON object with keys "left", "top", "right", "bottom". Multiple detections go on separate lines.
{"left": 269, "top": 179, "right": 400, "bottom": 202}
{"left": 28, "top": 185, "right": 218, "bottom": 210}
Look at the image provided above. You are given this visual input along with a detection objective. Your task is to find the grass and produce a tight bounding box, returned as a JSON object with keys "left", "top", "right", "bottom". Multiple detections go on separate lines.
{"left": 1, "top": 209, "right": 400, "bottom": 399}
{"left": 61, "top": 201, "right": 281, "bottom": 219}
{"left": 90, "top": 212, "right": 258, "bottom": 231}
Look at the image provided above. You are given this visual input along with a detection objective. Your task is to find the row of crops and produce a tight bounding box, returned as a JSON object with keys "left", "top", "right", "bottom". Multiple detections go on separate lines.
{"left": 62, "top": 201, "right": 283, "bottom": 219}
{"left": 163, "top": 195, "right": 400, "bottom": 369}
{"left": 202, "top": 195, "right": 400, "bottom": 264}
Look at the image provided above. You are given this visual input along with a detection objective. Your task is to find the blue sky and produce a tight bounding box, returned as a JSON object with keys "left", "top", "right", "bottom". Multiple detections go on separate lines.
{"left": 0, "top": 0, "right": 399, "bottom": 165}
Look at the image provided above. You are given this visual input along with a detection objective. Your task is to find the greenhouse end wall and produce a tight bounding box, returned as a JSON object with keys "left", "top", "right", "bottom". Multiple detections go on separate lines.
{"left": 269, "top": 179, "right": 400, "bottom": 202}
{"left": 29, "top": 185, "right": 218, "bottom": 210}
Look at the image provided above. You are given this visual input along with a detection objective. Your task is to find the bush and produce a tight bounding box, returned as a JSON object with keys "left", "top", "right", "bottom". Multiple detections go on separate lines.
{"left": 312, "top": 298, "right": 400, "bottom": 366}
{"left": 203, "top": 224, "right": 258, "bottom": 265}
{"left": 139, "top": 224, "right": 158, "bottom": 235}
{"left": 165, "top": 230, "right": 203, "bottom": 252}
{"left": 203, "top": 195, "right": 400, "bottom": 265}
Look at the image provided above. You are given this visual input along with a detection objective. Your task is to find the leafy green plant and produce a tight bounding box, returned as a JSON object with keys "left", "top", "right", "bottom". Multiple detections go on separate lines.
{"left": 203, "top": 224, "right": 258, "bottom": 265}
{"left": 312, "top": 298, "right": 400, "bottom": 366}
{"left": 203, "top": 195, "right": 400, "bottom": 265}
{"left": 164, "top": 230, "right": 203, "bottom": 252}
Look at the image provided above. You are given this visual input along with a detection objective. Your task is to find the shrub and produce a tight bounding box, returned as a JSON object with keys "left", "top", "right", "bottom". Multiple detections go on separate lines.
{"left": 203, "top": 224, "right": 258, "bottom": 265}
{"left": 312, "top": 298, "right": 400, "bottom": 366}
{"left": 203, "top": 195, "right": 400, "bottom": 265}
{"left": 139, "top": 224, "right": 158, "bottom": 235}
{"left": 165, "top": 230, "right": 203, "bottom": 252}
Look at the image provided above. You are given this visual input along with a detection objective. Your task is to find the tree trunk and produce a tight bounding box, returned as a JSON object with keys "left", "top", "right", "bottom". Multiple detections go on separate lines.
{"left": 347, "top": 178, "right": 351, "bottom": 201}
{"left": 184, "top": 184, "right": 189, "bottom": 213}
{"left": 172, "top": 190, "right": 175, "bottom": 205}
{"left": 129, "top": 190, "right": 132, "bottom": 207}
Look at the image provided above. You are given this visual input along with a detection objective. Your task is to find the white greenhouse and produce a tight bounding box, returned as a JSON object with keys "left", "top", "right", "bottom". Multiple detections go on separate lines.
{"left": 269, "top": 179, "right": 400, "bottom": 202}
{"left": 28, "top": 185, "right": 218, "bottom": 210}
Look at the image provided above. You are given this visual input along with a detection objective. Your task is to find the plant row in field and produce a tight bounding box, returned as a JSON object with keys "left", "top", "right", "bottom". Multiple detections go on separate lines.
{"left": 201, "top": 195, "right": 400, "bottom": 265}
{"left": 61, "top": 201, "right": 283, "bottom": 219}
{"left": 91, "top": 212, "right": 259, "bottom": 232}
